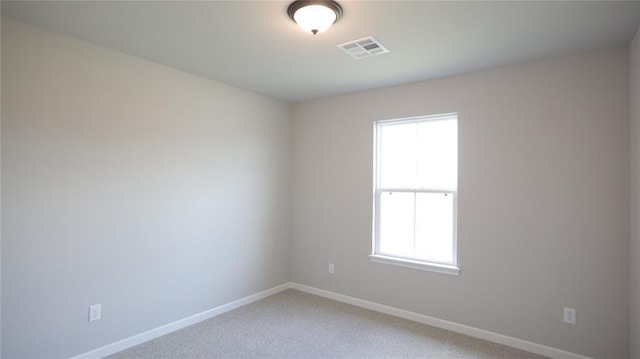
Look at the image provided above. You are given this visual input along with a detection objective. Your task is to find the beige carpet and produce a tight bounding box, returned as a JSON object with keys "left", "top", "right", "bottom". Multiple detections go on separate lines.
{"left": 107, "top": 289, "right": 547, "bottom": 359}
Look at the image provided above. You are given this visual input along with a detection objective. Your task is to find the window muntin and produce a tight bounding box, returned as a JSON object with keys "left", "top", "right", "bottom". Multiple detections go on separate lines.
{"left": 372, "top": 113, "right": 458, "bottom": 274}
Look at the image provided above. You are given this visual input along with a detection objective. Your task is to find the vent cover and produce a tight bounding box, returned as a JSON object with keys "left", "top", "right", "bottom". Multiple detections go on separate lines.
{"left": 337, "top": 36, "right": 389, "bottom": 59}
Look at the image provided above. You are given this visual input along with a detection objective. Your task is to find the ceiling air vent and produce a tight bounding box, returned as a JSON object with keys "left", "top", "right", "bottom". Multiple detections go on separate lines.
{"left": 337, "top": 36, "right": 389, "bottom": 59}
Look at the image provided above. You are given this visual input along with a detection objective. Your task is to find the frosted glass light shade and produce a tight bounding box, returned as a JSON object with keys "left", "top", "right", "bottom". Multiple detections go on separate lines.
{"left": 294, "top": 5, "right": 336, "bottom": 34}
{"left": 288, "top": 1, "right": 343, "bottom": 35}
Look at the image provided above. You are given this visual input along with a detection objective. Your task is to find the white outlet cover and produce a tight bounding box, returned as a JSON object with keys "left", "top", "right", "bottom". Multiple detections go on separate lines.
{"left": 563, "top": 307, "right": 576, "bottom": 325}
{"left": 89, "top": 304, "right": 101, "bottom": 322}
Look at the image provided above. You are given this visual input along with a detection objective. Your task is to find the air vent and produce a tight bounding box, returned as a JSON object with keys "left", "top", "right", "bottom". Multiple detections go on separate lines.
{"left": 337, "top": 36, "right": 389, "bottom": 59}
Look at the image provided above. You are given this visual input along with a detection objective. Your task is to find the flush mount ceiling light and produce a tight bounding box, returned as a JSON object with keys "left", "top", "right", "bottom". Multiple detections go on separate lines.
{"left": 287, "top": 0, "right": 343, "bottom": 35}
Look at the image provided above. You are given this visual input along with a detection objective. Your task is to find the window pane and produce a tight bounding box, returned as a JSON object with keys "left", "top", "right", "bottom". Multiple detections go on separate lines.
{"left": 379, "top": 123, "right": 416, "bottom": 188}
{"left": 378, "top": 191, "right": 414, "bottom": 257}
{"left": 414, "top": 192, "right": 454, "bottom": 263}
{"left": 416, "top": 119, "right": 457, "bottom": 190}
{"left": 373, "top": 114, "right": 458, "bottom": 270}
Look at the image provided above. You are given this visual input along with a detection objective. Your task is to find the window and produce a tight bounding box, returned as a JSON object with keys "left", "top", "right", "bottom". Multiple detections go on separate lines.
{"left": 371, "top": 113, "right": 459, "bottom": 275}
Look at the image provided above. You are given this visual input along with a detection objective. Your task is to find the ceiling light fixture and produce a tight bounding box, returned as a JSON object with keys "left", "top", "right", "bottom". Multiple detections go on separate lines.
{"left": 287, "top": 0, "right": 343, "bottom": 35}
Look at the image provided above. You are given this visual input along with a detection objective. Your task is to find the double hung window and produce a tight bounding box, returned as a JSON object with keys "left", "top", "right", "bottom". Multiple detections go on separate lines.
{"left": 371, "top": 113, "right": 459, "bottom": 275}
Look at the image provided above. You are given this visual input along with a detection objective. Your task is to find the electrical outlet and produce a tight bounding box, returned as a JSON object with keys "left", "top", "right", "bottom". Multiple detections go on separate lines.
{"left": 563, "top": 307, "right": 576, "bottom": 325}
{"left": 89, "top": 304, "right": 101, "bottom": 322}
{"left": 328, "top": 263, "right": 335, "bottom": 274}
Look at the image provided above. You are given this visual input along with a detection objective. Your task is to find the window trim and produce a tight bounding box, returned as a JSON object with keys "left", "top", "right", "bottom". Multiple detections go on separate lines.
{"left": 369, "top": 254, "right": 460, "bottom": 276}
{"left": 371, "top": 113, "right": 460, "bottom": 276}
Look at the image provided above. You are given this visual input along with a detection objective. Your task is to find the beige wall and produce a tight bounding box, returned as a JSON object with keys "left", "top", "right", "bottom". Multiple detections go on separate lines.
{"left": 631, "top": 26, "right": 640, "bottom": 359}
{"left": 292, "top": 47, "right": 630, "bottom": 359}
{"left": 1, "top": 18, "right": 292, "bottom": 359}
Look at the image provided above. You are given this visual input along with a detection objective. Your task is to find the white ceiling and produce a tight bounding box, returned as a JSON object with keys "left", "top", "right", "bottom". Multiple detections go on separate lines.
{"left": 2, "top": 1, "right": 639, "bottom": 103}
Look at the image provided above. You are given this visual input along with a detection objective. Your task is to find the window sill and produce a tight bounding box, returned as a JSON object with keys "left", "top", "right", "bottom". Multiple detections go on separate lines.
{"left": 369, "top": 254, "right": 460, "bottom": 276}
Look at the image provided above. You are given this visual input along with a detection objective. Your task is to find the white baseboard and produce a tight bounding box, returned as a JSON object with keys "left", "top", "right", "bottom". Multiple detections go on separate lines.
{"left": 289, "top": 283, "right": 591, "bottom": 359}
{"left": 71, "top": 283, "right": 291, "bottom": 359}
{"left": 72, "top": 281, "right": 590, "bottom": 359}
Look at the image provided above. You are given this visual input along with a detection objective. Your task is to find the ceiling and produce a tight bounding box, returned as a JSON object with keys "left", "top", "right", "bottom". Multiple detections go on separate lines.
{"left": 2, "top": 1, "right": 639, "bottom": 103}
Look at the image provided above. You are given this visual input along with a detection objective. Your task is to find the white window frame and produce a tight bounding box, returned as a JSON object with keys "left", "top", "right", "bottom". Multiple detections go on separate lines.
{"left": 370, "top": 113, "right": 460, "bottom": 276}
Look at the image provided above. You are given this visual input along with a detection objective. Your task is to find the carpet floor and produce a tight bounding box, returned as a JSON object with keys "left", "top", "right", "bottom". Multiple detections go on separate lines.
{"left": 107, "top": 289, "right": 547, "bottom": 358}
